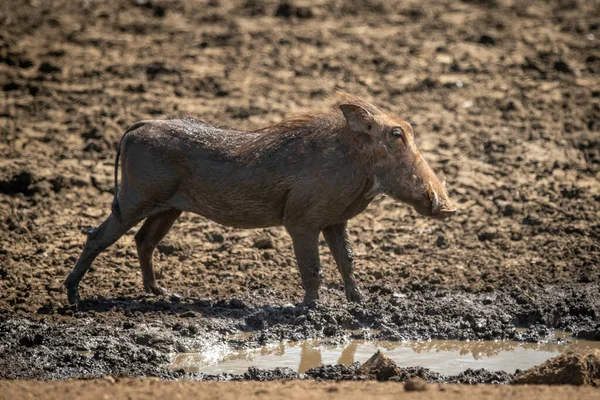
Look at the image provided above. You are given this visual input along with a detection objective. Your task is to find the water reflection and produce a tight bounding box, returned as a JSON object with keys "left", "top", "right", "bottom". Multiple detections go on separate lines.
{"left": 337, "top": 340, "right": 358, "bottom": 366}
{"left": 171, "top": 337, "right": 600, "bottom": 376}
{"left": 299, "top": 342, "right": 323, "bottom": 374}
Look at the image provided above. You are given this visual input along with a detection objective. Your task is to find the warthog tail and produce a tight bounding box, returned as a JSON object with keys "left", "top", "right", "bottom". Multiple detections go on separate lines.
{"left": 112, "top": 121, "right": 151, "bottom": 225}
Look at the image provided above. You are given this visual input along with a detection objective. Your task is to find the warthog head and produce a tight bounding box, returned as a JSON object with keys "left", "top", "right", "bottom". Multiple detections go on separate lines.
{"left": 339, "top": 99, "right": 456, "bottom": 220}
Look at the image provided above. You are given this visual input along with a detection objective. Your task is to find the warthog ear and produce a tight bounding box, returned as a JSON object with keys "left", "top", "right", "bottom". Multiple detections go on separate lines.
{"left": 339, "top": 104, "right": 374, "bottom": 133}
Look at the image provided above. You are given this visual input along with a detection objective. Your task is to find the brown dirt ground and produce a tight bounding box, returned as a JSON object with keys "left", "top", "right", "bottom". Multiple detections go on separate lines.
{"left": 1, "top": 0, "right": 599, "bottom": 317}
{"left": 1, "top": 379, "right": 600, "bottom": 400}
{"left": 1, "top": 0, "right": 600, "bottom": 396}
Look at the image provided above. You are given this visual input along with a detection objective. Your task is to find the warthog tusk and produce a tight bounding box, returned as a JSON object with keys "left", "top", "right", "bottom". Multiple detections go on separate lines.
{"left": 428, "top": 182, "right": 439, "bottom": 211}
{"left": 365, "top": 177, "right": 382, "bottom": 198}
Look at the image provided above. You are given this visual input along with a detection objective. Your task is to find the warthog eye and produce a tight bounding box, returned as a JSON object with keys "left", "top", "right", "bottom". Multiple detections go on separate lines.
{"left": 391, "top": 128, "right": 403, "bottom": 138}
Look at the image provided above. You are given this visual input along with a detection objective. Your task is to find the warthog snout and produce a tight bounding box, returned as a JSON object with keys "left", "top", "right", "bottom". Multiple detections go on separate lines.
{"left": 428, "top": 182, "right": 457, "bottom": 220}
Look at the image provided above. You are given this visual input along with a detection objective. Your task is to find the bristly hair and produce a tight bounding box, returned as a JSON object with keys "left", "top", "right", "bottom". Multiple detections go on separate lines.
{"left": 251, "top": 112, "right": 337, "bottom": 135}
{"left": 236, "top": 92, "right": 384, "bottom": 159}
{"left": 252, "top": 91, "right": 382, "bottom": 135}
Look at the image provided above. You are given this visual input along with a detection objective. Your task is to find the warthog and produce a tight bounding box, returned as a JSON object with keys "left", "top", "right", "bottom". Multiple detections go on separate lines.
{"left": 65, "top": 92, "right": 456, "bottom": 306}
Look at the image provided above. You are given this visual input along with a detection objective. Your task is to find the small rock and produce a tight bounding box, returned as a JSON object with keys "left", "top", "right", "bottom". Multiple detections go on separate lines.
{"left": 37, "top": 303, "right": 54, "bottom": 314}
{"left": 305, "top": 364, "right": 356, "bottom": 380}
{"left": 454, "top": 368, "right": 513, "bottom": 384}
{"left": 3, "top": 81, "right": 21, "bottom": 91}
{"left": 554, "top": 60, "right": 572, "bottom": 74}
{"left": 501, "top": 203, "right": 520, "bottom": 217}
{"left": 477, "top": 227, "right": 499, "bottom": 242}
{"left": 435, "top": 234, "right": 448, "bottom": 247}
{"left": 230, "top": 298, "right": 246, "bottom": 309}
{"left": 81, "top": 125, "right": 102, "bottom": 140}
{"left": 49, "top": 175, "right": 70, "bottom": 193}
{"left": 83, "top": 140, "right": 105, "bottom": 153}
{"left": 181, "top": 310, "right": 198, "bottom": 318}
{"left": 518, "top": 324, "right": 553, "bottom": 343}
{"left": 123, "top": 321, "right": 135, "bottom": 329}
{"left": 38, "top": 62, "right": 61, "bottom": 74}
{"left": 244, "top": 366, "right": 298, "bottom": 381}
{"left": 0, "top": 171, "right": 34, "bottom": 196}
{"left": 479, "top": 34, "right": 496, "bottom": 45}
{"left": 500, "top": 98, "right": 523, "bottom": 113}
{"left": 127, "top": 83, "right": 146, "bottom": 93}
{"left": 253, "top": 235, "right": 274, "bottom": 249}
{"left": 522, "top": 214, "right": 542, "bottom": 226}
{"left": 242, "top": 0, "right": 267, "bottom": 16}
{"left": 145, "top": 62, "right": 179, "bottom": 79}
{"left": 209, "top": 233, "right": 225, "bottom": 243}
{"left": 157, "top": 243, "right": 178, "bottom": 255}
{"left": 404, "top": 377, "right": 428, "bottom": 391}
{"left": 2, "top": 53, "right": 33, "bottom": 68}
{"left": 371, "top": 270, "right": 384, "bottom": 279}
{"left": 274, "top": 1, "right": 313, "bottom": 19}
{"left": 295, "top": 6, "right": 313, "bottom": 18}
{"left": 19, "top": 334, "right": 44, "bottom": 347}
{"left": 358, "top": 350, "right": 400, "bottom": 381}
{"left": 153, "top": 4, "right": 166, "bottom": 17}
{"left": 275, "top": 1, "right": 293, "bottom": 17}
{"left": 28, "top": 85, "right": 40, "bottom": 96}
{"left": 323, "top": 325, "right": 337, "bottom": 337}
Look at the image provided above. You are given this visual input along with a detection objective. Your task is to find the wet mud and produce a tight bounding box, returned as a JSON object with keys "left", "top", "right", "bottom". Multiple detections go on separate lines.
{"left": 1, "top": 0, "right": 599, "bottom": 388}
{"left": 1, "top": 285, "right": 599, "bottom": 381}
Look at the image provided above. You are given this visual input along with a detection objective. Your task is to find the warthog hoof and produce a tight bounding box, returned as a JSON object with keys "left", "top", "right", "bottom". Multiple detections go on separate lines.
{"left": 302, "top": 292, "right": 320, "bottom": 306}
{"left": 345, "top": 286, "right": 364, "bottom": 303}
{"left": 65, "top": 281, "right": 80, "bottom": 306}
{"left": 144, "top": 283, "right": 170, "bottom": 297}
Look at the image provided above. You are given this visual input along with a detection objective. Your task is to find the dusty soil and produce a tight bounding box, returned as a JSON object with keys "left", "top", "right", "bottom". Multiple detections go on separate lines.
{"left": 1, "top": 0, "right": 600, "bottom": 395}
{"left": 2, "top": 379, "right": 600, "bottom": 400}
{"left": 514, "top": 349, "right": 600, "bottom": 386}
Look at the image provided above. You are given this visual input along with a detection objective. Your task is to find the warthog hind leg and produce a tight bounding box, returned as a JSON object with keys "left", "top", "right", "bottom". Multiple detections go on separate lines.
{"left": 65, "top": 212, "right": 136, "bottom": 305}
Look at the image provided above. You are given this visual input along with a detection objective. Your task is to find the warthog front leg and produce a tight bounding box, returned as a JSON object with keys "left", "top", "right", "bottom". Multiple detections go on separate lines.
{"left": 134, "top": 208, "right": 182, "bottom": 296}
{"left": 322, "top": 222, "right": 363, "bottom": 302}
{"left": 288, "top": 228, "right": 322, "bottom": 303}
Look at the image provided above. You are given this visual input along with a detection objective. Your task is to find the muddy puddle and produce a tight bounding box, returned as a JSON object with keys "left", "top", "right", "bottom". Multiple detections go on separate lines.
{"left": 171, "top": 337, "right": 600, "bottom": 376}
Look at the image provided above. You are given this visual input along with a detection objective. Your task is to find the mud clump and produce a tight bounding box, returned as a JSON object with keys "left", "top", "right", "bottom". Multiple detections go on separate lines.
{"left": 404, "top": 377, "right": 428, "bottom": 391}
{"left": 0, "top": 171, "right": 35, "bottom": 196}
{"left": 358, "top": 350, "right": 400, "bottom": 381}
{"left": 451, "top": 368, "right": 513, "bottom": 384}
{"left": 244, "top": 367, "right": 298, "bottom": 381}
{"left": 253, "top": 235, "right": 274, "bottom": 250}
{"left": 38, "top": 61, "right": 61, "bottom": 74}
{"left": 18, "top": 333, "right": 44, "bottom": 347}
{"left": 305, "top": 363, "right": 361, "bottom": 380}
{"left": 514, "top": 350, "right": 600, "bottom": 386}
{"left": 274, "top": 1, "right": 313, "bottom": 19}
